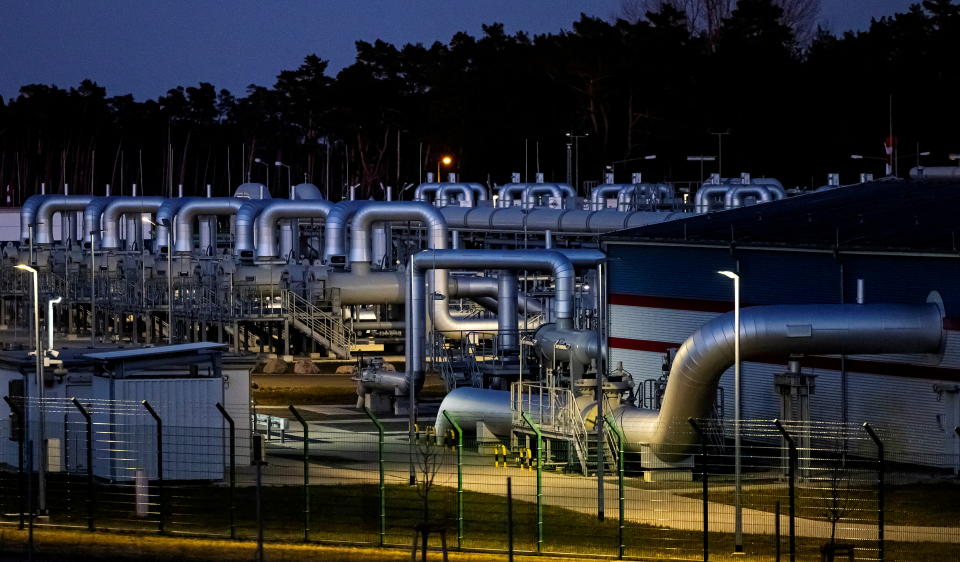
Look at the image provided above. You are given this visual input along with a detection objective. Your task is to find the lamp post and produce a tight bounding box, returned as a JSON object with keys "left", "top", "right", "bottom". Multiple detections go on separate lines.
{"left": 437, "top": 155, "right": 452, "bottom": 183}
{"left": 253, "top": 158, "right": 270, "bottom": 192}
{"left": 15, "top": 263, "right": 40, "bottom": 541}
{"left": 275, "top": 161, "right": 293, "bottom": 200}
{"left": 718, "top": 269, "right": 742, "bottom": 553}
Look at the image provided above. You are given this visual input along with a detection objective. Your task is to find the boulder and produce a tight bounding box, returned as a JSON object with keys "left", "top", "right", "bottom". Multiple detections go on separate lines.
{"left": 294, "top": 359, "right": 320, "bottom": 374}
{"left": 261, "top": 358, "right": 289, "bottom": 374}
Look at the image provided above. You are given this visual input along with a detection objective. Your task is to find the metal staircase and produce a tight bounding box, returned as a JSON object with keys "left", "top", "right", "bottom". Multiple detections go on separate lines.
{"left": 511, "top": 382, "right": 590, "bottom": 474}
{"left": 281, "top": 290, "right": 353, "bottom": 359}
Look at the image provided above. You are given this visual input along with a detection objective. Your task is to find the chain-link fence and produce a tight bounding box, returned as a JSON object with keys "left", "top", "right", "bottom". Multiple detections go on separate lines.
{"left": 0, "top": 397, "right": 957, "bottom": 561}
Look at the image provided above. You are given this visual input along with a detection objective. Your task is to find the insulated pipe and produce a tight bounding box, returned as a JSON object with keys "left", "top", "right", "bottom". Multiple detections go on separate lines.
{"left": 436, "top": 184, "right": 475, "bottom": 207}
{"left": 82, "top": 197, "right": 114, "bottom": 248}
{"left": 695, "top": 184, "right": 731, "bottom": 213}
{"left": 591, "top": 185, "right": 631, "bottom": 210}
{"left": 645, "top": 302, "right": 944, "bottom": 462}
{"left": 173, "top": 197, "right": 246, "bottom": 254}
{"left": 438, "top": 206, "right": 684, "bottom": 234}
{"left": 234, "top": 200, "right": 272, "bottom": 257}
{"left": 20, "top": 194, "right": 51, "bottom": 242}
{"left": 409, "top": 250, "right": 576, "bottom": 387}
{"left": 724, "top": 184, "right": 774, "bottom": 209}
{"left": 323, "top": 200, "right": 366, "bottom": 263}
{"left": 413, "top": 183, "right": 443, "bottom": 203}
{"left": 497, "top": 271, "right": 519, "bottom": 352}
{"left": 497, "top": 183, "right": 572, "bottom": 208}
{"left": 521, "top": 185, "right": 564, "bottom": 209}
{"left": 102, "top": 197, "right": 166, "bottom": 250}
{"left": 257, "top": 199, "right": 334, "bottom": 260}
{"left": 349, "top": 202, "right": 447, "bottom": 274}
{"left": 466, "top": 183, "right": 489, "bottom": 202}
{"left": 34, "top": 196, "right": 95, "bottom": 245}
{"left": 155, "top": 198, "right": 191, "bottom": 250}
{"left": 450, "top": 276, "right": 544, "bottom": 314}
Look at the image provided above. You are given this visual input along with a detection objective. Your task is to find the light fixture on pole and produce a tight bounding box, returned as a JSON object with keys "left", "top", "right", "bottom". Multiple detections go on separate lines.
{"left": 565, "top": 133, "right": 589, "bottom": 193}
{"left": 274, "top": 160, "right": 293, "bottom": 200}
{"left": 718, "top": 269, "right": 743, "bottom": 553}
{"left": 437, "top": 155, "right": 453, "bottom": 183}
{"left": 253, "top": 158, "right": 270, "bottom": 191}
{"left": 15, "top": 263, "right": 40, "bottom": 539}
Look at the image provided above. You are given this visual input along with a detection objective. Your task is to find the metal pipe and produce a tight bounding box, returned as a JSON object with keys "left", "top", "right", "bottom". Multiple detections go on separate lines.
{"left": 695, "top": 184, "right": 731, "bottom": 214}
{"left": 348, "top": 202, "right": 447, "bottom": 271}
{"left": 436, "top": 184, "right": 475, "bottom": 207}
{"left": 521, "top": 185, "right": 564, "bottom": 209}
{"left": 413, "top": 182, "right": 444, "bottom": 203}
{"left": 498, "top": 271, "right": 518, "bottom": 352}
{"left": 234, "top": 200, "right": 272, "bottom": 257}
{"left": 81, "top": 197, "right": 114, "bottom": 248}
{"left": 293, "top": 182, "right": 324, "bottom": 200}
{"left": 257, "top": 200, "right": 334, "bottom": 260}
{"left": 20, "top": 194, "right": 51, "bottom": 242}
{"left": 724, "top": 184, "right": 774, "bottom": 209}
{"left": 34, "top": 196, "right": 95, "bottom": 245}
{"left": 173, "top": 197, "right": 246, "bottom": 254}
{"left": 645, "top": 302, "right": 944, "bottom": 461}
{"left": 438, "top": 206, "right": 684, "bottom": 234}
{"left": 323, "top": 200, "right": 366, "bottom": 263}
{"left": 101, "top": 197, "right": 165, "bottom": 250}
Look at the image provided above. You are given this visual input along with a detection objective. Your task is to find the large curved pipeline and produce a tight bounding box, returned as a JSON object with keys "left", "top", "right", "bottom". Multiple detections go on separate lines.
{"left": 437, "top": 184, "right": 475, "bottom": 207}
{"left": 20, "top": 194, "right": 51, "bottom": 242}
{"left": 34, "top": 195, "right": 95, "bottom": 245}
{"left": 323, "top": 200, "right": 366, "bottom": 263}
{"left": 82, "top": 197, "right": 114, "bottom": 248}
{"left": 173, "top": 197, "right": 246, "bottom": 254}
{"left": 437, "top": 301, "right": 944, "bottom": 463}
{"left": 101, "top": 197, "right": 166, "bottom": 250}
{"left": 256, "top": 200, "right": 334, "bottom": 260}
{"left": 438, "top": 206, "right": 685, "bottom": 234}
{"left": 235, "top": 200, "right": 273, "bottom": 257}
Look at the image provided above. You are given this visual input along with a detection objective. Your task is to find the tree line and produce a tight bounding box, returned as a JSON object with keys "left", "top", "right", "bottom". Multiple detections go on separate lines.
{"left": 0, "top": 0, "right": 958, "bottom": 202}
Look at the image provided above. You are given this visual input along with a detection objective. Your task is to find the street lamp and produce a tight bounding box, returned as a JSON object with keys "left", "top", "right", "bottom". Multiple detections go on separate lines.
{"left": 143, "top": 217, "right": 173, "bottom": 345}
{"left": 253, "top": 158, "right": 270, "bottom": 191}
{"left": 437, "top": 155, "right": 453, "bottom": 182}
{"left": 718, "top": 269, "right": 743, "bottom": 553}
{"left": 15, "top": 263, "right": 40, "bottom": 539}
{"left": 275, "top": 160, "right": 293, "bottom": 200}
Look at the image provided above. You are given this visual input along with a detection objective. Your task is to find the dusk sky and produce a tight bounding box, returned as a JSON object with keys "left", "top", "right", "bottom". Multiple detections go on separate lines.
{"left": 0, "top": 0, "right": 920, "bottom": 102}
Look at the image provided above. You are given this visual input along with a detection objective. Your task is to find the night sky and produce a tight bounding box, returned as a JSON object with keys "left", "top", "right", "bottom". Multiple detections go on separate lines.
{"left": 0, "top": 0, "right": 920, "bottom": 102}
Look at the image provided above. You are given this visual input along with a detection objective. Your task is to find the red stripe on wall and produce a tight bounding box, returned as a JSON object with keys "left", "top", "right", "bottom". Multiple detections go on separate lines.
{"left": 609, "top": 337, "right": 960, "bottom": 382}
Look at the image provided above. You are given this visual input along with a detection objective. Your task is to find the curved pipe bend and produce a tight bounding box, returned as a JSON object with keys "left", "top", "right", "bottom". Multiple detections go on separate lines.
{"left": 35, "top": 196, "right": 95, "bottom": 245}
{"left": 173, "top": 197, "right": 246, "bottom": 254}
{"left": 101, "top": 197, "right": 166, "bottom": 250}
{"left": 255, "top": 199, "right": 333, "bottom": 260}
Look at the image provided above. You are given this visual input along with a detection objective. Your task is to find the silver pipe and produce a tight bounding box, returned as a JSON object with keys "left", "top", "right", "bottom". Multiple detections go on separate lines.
{"left": 323, "top": 200, "right": 366, "bottom": 263}
{"left": 497, "top": 183, "right": 572, "bottom": 207}
{"left": 413, "top": 182, "right": 443, "bottom": 203}
{"left": 724, "top": 184, "right": 774, "bottom": 209}
{"left": 82, "top": 197, "right": 114, "bottom": 248}
{"left": 372, "top": 225, "right": 388, "bottom": 267}
{"left": 410, "top": 249, "right": 576, "bottom": 385}
{"left": 20, "top": 194, "right": 51, "bottom": 242}
{"left": 155, "top": 198, "right": 191, "bottom": 250}
{"left": 173, "top": 198, "right": 246, "bottom": 254}
{"left": 591, "top": 185, "right": 630, "bottom": 210}
{"left": 521, "top": 185, "right": 563, "bottom": 209}
{"left": 34, "top": 196, "right": 95, "bottom": 245}
{"left": 646, "top": 302, "right": 944, "bottom": 462}
{"left": 348, "top": 202, "right": 447, "bottom": 271}
{"left": 438, "top": 206, "right": 684, "bottom": 233}
{"left": 497, "top": 271, "right": 519, "bottom": 352}
{"left": 234, "top": 182, "right": 271, "bottom": 200}
{"left": 466, "top": 182, "right": 489, "bottom": 201}
{"left": 695, "top": 184, "right": 731, "bottom": 214}
{"left": 257, "top": 200, "right": 334, "bottom": 260}
{"left": 234, "top": 199, "right": 272, "bottom": 257}
{"left": 436, "top": 184, "right": 475, "bottom": 207}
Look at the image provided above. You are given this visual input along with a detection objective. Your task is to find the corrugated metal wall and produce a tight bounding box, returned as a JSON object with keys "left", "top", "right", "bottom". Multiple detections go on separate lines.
{"left": 606, "top": 242, "right": 960, "bottom": 464}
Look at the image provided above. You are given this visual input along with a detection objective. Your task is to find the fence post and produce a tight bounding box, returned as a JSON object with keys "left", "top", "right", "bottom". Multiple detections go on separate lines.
{"left": 773, "top": 419, "right": 795, "bottom": 562}
{"left": 289, "top": 405, "right": 310, "bottom": 542}
{"left": 363, "top": 407, "right": 386, "bottom": 547}
{"left": 215, "top": 403, "right": 236, "bottom": 540}
{"left": 604, "top": 414, "right": 626, "bottom": 560}
{"left": 520, "top": 411, "right": 543, "bottom": 554}
{"left": 863, "top": 423, "right": 884, "bottom": 562}
{"left": 689, "top": 418, "right": 708, "bottom": 562}
{"left": 141, "top": 400, "right": 164, "bottom": 534}
{"left": 442, "top": 410, "right": 463, "bottom": 550}
{"left": 507, "top": 476, "right": 514, "bottom": 562}
{"left": 4, "top": 396, "right": 25, "bottom": 530}
{"left": 71, "top": 398, "right": 95, "bottom": 532}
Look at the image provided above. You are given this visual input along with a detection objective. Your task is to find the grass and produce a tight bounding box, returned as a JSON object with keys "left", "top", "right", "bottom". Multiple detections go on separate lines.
{"left": 0, "top": 473, "right": 956, "bottom": 561}
{"left": 678, "top": 480, "right": 960, "bottom": 527}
